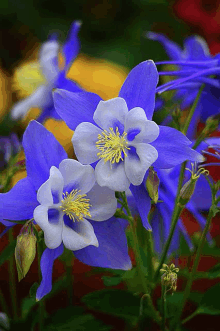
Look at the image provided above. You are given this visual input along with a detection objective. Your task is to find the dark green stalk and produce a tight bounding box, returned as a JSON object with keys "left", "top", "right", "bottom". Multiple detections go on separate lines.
{"left": 0, "top": 288, "right": 9, "bottom": 316}
{"left": 8, "top": 229, "right": 18, "bottom": 320}
{"left": 120, "top": 193, "right": 149, "bottom": 294}
{"left": 154, "top": 162, "right": 186, "bottom": 282}
{"left": 182, "top": 85, "right": 204, "bottom": 135}
{"left": 161, "top": 285, "right": 167, "bottom": 331}
{"left": 37, "top": 238, "right": 45, "bottom": 331}
{"left": 171, "top": 207, "right": 214, "bottom": 330}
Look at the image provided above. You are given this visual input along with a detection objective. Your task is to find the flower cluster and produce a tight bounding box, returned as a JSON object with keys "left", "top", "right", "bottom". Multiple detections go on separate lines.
{"left": 1, "top": 21, "right": 217, "bottom": 304}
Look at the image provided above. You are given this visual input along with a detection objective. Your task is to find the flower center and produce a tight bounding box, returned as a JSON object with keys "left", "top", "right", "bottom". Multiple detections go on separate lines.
{"left": 60, "top": 189, "right": 91, "bottom": 221}
{"left": 96, "top": 127, "right": 130, "bottom": 164}
{"left": 12, "top": 61, "right": 46, "bottom": 98}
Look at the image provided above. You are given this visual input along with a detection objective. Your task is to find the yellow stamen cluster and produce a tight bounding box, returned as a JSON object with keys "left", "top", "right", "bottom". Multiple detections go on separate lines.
{"left": 60, "top": 189, "right": 91, "bottom": 222}
{"left": 96, "top": 127, "right": 130, "bottom": 164}
{"left": 186, "top": 162, "right": 209, "bottom": 180}
{"left": 160, "top": 263, "right": 179, "bottom": 293}
{"left": 12, "top": 61, "right": 46, "bottom": 98}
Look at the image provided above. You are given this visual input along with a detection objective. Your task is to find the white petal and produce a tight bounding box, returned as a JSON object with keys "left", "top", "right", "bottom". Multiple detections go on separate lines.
{"left": 11, "top": 84, "right": 53, "bottom": 120}
{"left": 93, "top": 97, "right": 128, "bottom": 130}
{"left": 62, "top": 219, "right": 98, "bottom": 250}
{"left": 124, "top": 107, "right": 159, "bottom": 143}
{"left": 37, "top": 166, "right": 64, "bottom": 206}
{"left": 39, "top": 40, "right": 60, "bottom": 83}
{"left": 34, "top": 205, "right": 63, "bottom": 249}
{"left": 125, "top": 143, "right": 158, "bottom": 185}
{"left": 86, "top": 183, "right": 117, "bottom": 221}
{"left": 95, "top": 159, "right": 130, "bottom": 191}
{"left": 59, "top": 159, "right": 95, "bottom": 194}
{"left": 72, "top": 122, "right": 102, "bottom": 164}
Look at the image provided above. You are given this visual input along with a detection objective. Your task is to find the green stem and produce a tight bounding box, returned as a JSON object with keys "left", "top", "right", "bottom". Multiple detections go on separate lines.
{"left": 37, "top": 239, "right": 45, "bottom": 331}
{"left": 181, "top": 311, "right": 198, "bottom": 325}
{"left": 161, "top": 285, "right": 167, "bottom": 331}
{"left": 121, "top": 193, "right": 149, "bottom": 294}
{"left": 145, "top": 230, "right": 154, "bottom": 282}
{"left": 66, "top": 264, "right": 74, "bottom": 306}
{"left": 154, "top": 162, "right": 186, "bottom": 282}
{"left": 171, "top": 208, "right": 214, "bottom": 330}
{"left": 182, "top": 85, "right": 204, "bottom": 135}
{"left": 8, "top": 229, "right": 18, "bottom": 320}
{"left": 0, "top": 289, "right": 9, "bottom": 316}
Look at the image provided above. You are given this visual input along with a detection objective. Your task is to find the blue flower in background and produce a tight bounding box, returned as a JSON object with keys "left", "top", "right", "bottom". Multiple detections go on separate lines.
{"left": 11, "top": 21, "right": 83, "bottom": 123}
{"left": 0, "top": 133, "right": 21, "bottom": 170}
{"left": 0, "top": 120, "right": 131, "bottom": 300}
{"left": 147, "top": 32, "right": 220, "bottom": 138}
{"left": 53, "top": 60, "right": 203, "bottom": 229}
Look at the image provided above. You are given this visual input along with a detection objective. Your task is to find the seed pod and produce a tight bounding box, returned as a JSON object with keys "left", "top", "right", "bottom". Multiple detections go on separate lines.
{"left": 15, "top": 223, "right": 37, "bottom": 282}
{"left": 146, "top": 167, "right": 160, "bottom": 204}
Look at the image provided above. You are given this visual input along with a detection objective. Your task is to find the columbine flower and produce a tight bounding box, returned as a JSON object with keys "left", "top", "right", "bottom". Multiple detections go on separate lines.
{"left": 0, "top": 133, "right": 20, "bottom": 170}
{"left": 0, "top": 120, "right": 131, "bottom": 300}
{"left": 147, "top": 33, "right": 220, "bottom": 137}
{"left": 53, "top": 60, "right": 204, "bottom": 194}
{"left": 11, "top": 21, "right": 82, "bottom": 122}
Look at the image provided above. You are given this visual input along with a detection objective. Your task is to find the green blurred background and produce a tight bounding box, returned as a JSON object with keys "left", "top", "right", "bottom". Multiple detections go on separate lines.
{"left": 0, "top": 0, "right": 190, "bottom": 72}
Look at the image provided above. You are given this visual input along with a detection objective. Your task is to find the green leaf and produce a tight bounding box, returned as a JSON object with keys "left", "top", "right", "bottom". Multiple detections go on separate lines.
{"left": 44, "top": 307, "right": 111, "bottom": 331}
{"left": 0, "top": 239, "right": 16, "bottom": 267}
{"left": 102, "top": 275, "right": 122, "bottom": 287}
{"left": 82, "top": 289, "right": 140, "bottom": 324}
{"left": 194, "top": 283, "right": 220, "bottom": 316}
{"left": 29, "top": 282, "right": 39, "bottom": 298}
{"left": 21, "top": 297, "right": 36, "bottom": 319}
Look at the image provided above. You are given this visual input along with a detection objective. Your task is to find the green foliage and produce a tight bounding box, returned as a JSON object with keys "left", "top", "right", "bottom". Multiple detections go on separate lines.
{"left": 82, "top": 289, "right": 140, "bottom": 324}
{"left": 44, "top": 307, "right": 111, "bottom": 331}
{"left": 0, "top": 239, "right": 16, "bottom": 267}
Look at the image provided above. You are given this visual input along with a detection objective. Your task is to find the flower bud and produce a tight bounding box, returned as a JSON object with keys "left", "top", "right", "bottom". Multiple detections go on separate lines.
{"left": 15, "top": 222, "right": 37, "bottom": 282}
{"left": 146, "top": 167, "right": 160, "bottom": 204}
{"left": 179, "top": 164, "right": 209, "bottom": 207}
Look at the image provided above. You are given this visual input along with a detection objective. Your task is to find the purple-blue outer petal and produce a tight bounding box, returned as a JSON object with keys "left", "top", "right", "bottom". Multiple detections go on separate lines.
{"left": 184, "top": 36, "right": 210, "bottom": 60}
{"left": 119, "top": 60, "right": 158, "bottom": 120}
{"left": 151, "top": 126, "right": 203, "bottom": 168}
{"left": 0, "top": 177, "right": 38, "bottom": 222}
{"left": 36, "top": 243, "right": 64, "bottom": 300}
{"left": 74, "top": 218, "right": 132, "bottom": 270}
{"left": 23, "top": 120, "right": 67, "bottom": 190}
{"left": 129, "top": 182, "right": 152, "bottom": 231}
{"left": 146, "top": 32, "right": 183, "bottom": 60}
{"left": 53, "top": 89, "right": 102, "bottom": 130}
{"left": 62, "top": 21, "right": 81, "bottom": 72}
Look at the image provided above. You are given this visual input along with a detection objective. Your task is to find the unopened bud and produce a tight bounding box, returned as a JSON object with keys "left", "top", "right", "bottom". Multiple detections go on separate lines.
{"left": 204, "top": 116, "right": 219, "bottom": 135}
{"left": 160, "top": 263, "right": 179, "bottom": 293}
{"left": 15, "top": 221, "right": 37, "bottom": 282}
{"left": 146, "top": 167, "right": 160, "bottom": 204}
{"left": 179, "top": 164, "right": 209, "bottom": 206}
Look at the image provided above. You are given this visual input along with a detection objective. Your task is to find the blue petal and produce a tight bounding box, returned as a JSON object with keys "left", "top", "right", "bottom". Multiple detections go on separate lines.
{"left": 146, "top": 32, "right": 183, "bottom": 60}
{"left": 23, "top": 120, "right": 67, "bottom": 190}
{"left": 36, "top": 243, "right": 64, "bottom": 300}
{"left": 74, "top": 218, "right": 132, "bottom": 270}
{"left": 37, "top": 105, "right": 61, "bottom": 123}
{"left": 0, "top": 177, "right": 38, "bottom": 222}
{"left": 119, "top": 60, "right": 158, "bottom": 120}
{"left": 56, "top": 72, "right": 83, "bottom": 93}
{"left": 129, "top": 182, "right": 152, "bottom": 231}
{"left": 53, "top": 89, "right": 102, "bottom": 130}
{"left": 184, "top": 36, "right": 210, "bottom": 60}
{"left": 196, "top": 85, "right": 220, "bottom": 122}
{"left": 62, "top": 21, "right": 81, "bottom": 72}
{"left": 151, "top": 126, "right": 204, "bottom": 168}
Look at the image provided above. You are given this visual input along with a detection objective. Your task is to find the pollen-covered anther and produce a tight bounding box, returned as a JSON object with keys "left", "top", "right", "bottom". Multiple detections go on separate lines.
{"left": 96, "top": 127, "right": 130, "bottom": 164}
{"left": 60, "top": 189, "right": 91, "bottom": 221}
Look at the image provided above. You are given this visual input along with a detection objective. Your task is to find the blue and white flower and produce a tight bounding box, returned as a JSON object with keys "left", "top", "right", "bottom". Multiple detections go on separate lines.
{"left": 0, "top": 120, "right": 131, "bottom": 300}
{"left": 53, "top": 60, "right": 204, "bottom": 193}
{"left": 11, "top": 21, "right": 82, "bottom": 122}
